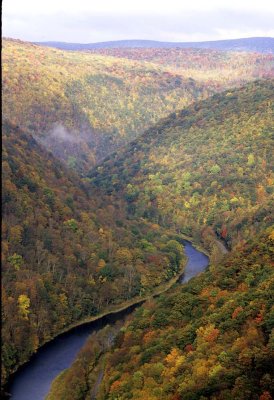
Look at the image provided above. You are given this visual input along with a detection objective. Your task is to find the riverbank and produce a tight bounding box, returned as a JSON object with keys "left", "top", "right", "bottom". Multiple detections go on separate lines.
{"left": 41, "top": 236, "right": 212, "bottom": 338}
{"left": 6, "top": 232, "right": 228, "bottom": 396}
{"left": 45, "top": 241, "right": 210, "bottom": 400}
{"left": 7, "top": 240, "right": 212, "bottom": 400}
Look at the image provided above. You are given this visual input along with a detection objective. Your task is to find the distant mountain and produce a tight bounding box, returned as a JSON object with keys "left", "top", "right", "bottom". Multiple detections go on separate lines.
{"left": 35, "top": 37, "right": 274, "bottom": 53}
{"left": 4, "top": 39, "right": 273, "bottom": 174}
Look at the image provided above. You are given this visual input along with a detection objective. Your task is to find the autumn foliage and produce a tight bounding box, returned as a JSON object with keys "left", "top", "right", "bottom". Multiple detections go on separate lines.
{"left": 2, "top": 38, "right": 274, "bottom": 398}
{"left": 51, "top": 231, "right": 274, "bottom": 399}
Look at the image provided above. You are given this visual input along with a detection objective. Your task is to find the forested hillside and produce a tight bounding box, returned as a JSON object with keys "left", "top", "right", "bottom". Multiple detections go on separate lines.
{"left": 2, "top": 39, "right": 208, "bottom": 172}
{"left": 2, "top": 36, "right": 274, "bottom": 399}
{"left": 90, "top": 80, "right": 274, "bottom": 251}
{"left": 49, "top": 229, "right": 274, "bottom": 400}
{"left": 1, "top": 121, "right": 186, "bottom": 384}
{"left": 2, "top": 39, "right": 273, "bottom": 171}
{"left": 47, "top": 80, "right": 274, "bottom": 400}
{"left": 87, "top": 47, "right": 274, "bottom": 84}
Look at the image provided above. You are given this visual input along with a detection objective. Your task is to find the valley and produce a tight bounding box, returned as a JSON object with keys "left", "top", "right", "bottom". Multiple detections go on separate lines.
{"left": 2, "top": 39, "right": 273, "bottom": 172}
{"left": 46, "top": 231, "right": 273, "bottom": 400}
{"left": 1, "top": 36, "right": 274, "bottom": 400}
{"left": 8, "top": 242, "right": 208, "bottom": 400}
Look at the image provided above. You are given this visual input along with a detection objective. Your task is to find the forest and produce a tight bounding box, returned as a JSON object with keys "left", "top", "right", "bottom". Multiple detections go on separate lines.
{"left": 89, "top": 80, "right": 273, "bottom": 250}
{"left": 2, "top": 39, "right": 273, "bottom": 172}
{"left": 46, "top": 229, "right": 274, "bottom": 400}
{"left": 1, "top": 37, "right": 274, "bottom": 399}
{"left": 2, "top": 120, "right": 186, "bottom": 385}
{"left": 47, "top": 80, "right": 274, "bottom": 400}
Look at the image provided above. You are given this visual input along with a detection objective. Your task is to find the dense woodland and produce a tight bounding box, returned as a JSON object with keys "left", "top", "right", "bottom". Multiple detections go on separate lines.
{"left": 87, "top": 47, "right": 274, "bottom": 84}
{"left": 46, "top": 230, "right": 274, "bottom": 400}
{"left": 48, "top": 80, "right": 274, "bottom": 399}
{"left": 2, "top": 39, "right": 273, "bottom": 172}
{"left": 89, "top": 80, "right": 274, "bottom": 250}
{"left": 1, "top": 38, "right": 274, "bottom": 399}
{"left": 2, "top": 121, "right": 186, "bottom": 385}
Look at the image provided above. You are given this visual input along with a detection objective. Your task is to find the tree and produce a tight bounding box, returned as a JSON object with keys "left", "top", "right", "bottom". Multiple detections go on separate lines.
{"left": 8, "top": 253, "right": 23, "bottom": 270}
{"left": 18, "top": 294, "right": 30, "bottom": 319}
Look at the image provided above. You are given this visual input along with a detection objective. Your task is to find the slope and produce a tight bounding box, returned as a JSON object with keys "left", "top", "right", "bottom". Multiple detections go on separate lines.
{"left": 89, "top": 79, "right": 274, "bottom": 251}
{"left": 48, "top": 79, "right": 274, "bottom": 400}
{"left": 87, "top": 47, "right": 274, "bottom": 85}
{"left": 1, "top": 120, "right": 187, "bottom": 385}
{"left": 47, "top": 229, "right": 274, "bottom": 400}
{"left": 2, "top": 39, "right": 273, "bottom": 172}
{"left": 2, "top": 38, "right": 209, "bottom": 172}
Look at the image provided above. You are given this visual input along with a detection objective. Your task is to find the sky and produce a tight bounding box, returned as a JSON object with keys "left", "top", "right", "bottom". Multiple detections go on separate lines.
{"left": 2, "top": 0, "right": 274, "bottom": 43}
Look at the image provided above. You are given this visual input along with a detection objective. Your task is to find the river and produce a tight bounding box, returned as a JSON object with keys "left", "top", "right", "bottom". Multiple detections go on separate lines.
{"left": 7, "top": 240, "right": 209, "bottom": 400}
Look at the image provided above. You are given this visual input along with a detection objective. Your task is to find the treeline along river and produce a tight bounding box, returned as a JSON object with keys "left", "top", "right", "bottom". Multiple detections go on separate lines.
{"left": 7, "top": 240, "right": 209, "bottom": 400}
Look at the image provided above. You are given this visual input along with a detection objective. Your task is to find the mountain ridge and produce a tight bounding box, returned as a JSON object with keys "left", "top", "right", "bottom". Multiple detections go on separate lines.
{"left": 33, "top": 37, "right": 274, "bottom": 53}
{"left": 3, "top": 38, "right": 273, "bottom": 173}
{"left": 4, "top": 38, "right": 273, "bottom": 174}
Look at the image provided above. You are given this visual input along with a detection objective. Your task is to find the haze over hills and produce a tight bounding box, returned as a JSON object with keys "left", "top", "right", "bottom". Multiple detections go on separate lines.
{"left": 34, "top": 37, "right": 274, "bottom": 53}
{"left": 2, "top": 38, "right": 273, "bottom": 173}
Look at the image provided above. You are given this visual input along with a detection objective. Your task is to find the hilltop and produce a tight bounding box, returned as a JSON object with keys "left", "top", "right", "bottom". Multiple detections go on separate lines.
{"left": 2, "top": 38, "right": 273, "bottom": 172}
{"left": 85, "top": 47, "right": 274, "bottom": 84}
{"left": 35, "top": 37, "right": 274, "bottom": 53}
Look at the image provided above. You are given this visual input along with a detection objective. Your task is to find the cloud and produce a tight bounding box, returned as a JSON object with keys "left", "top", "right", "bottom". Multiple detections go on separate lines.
{"left": 3, "top": 0, "right": 274, "bottom": 42}
{"left": 47, "top": 124, "right": 80, "bottom": 143}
